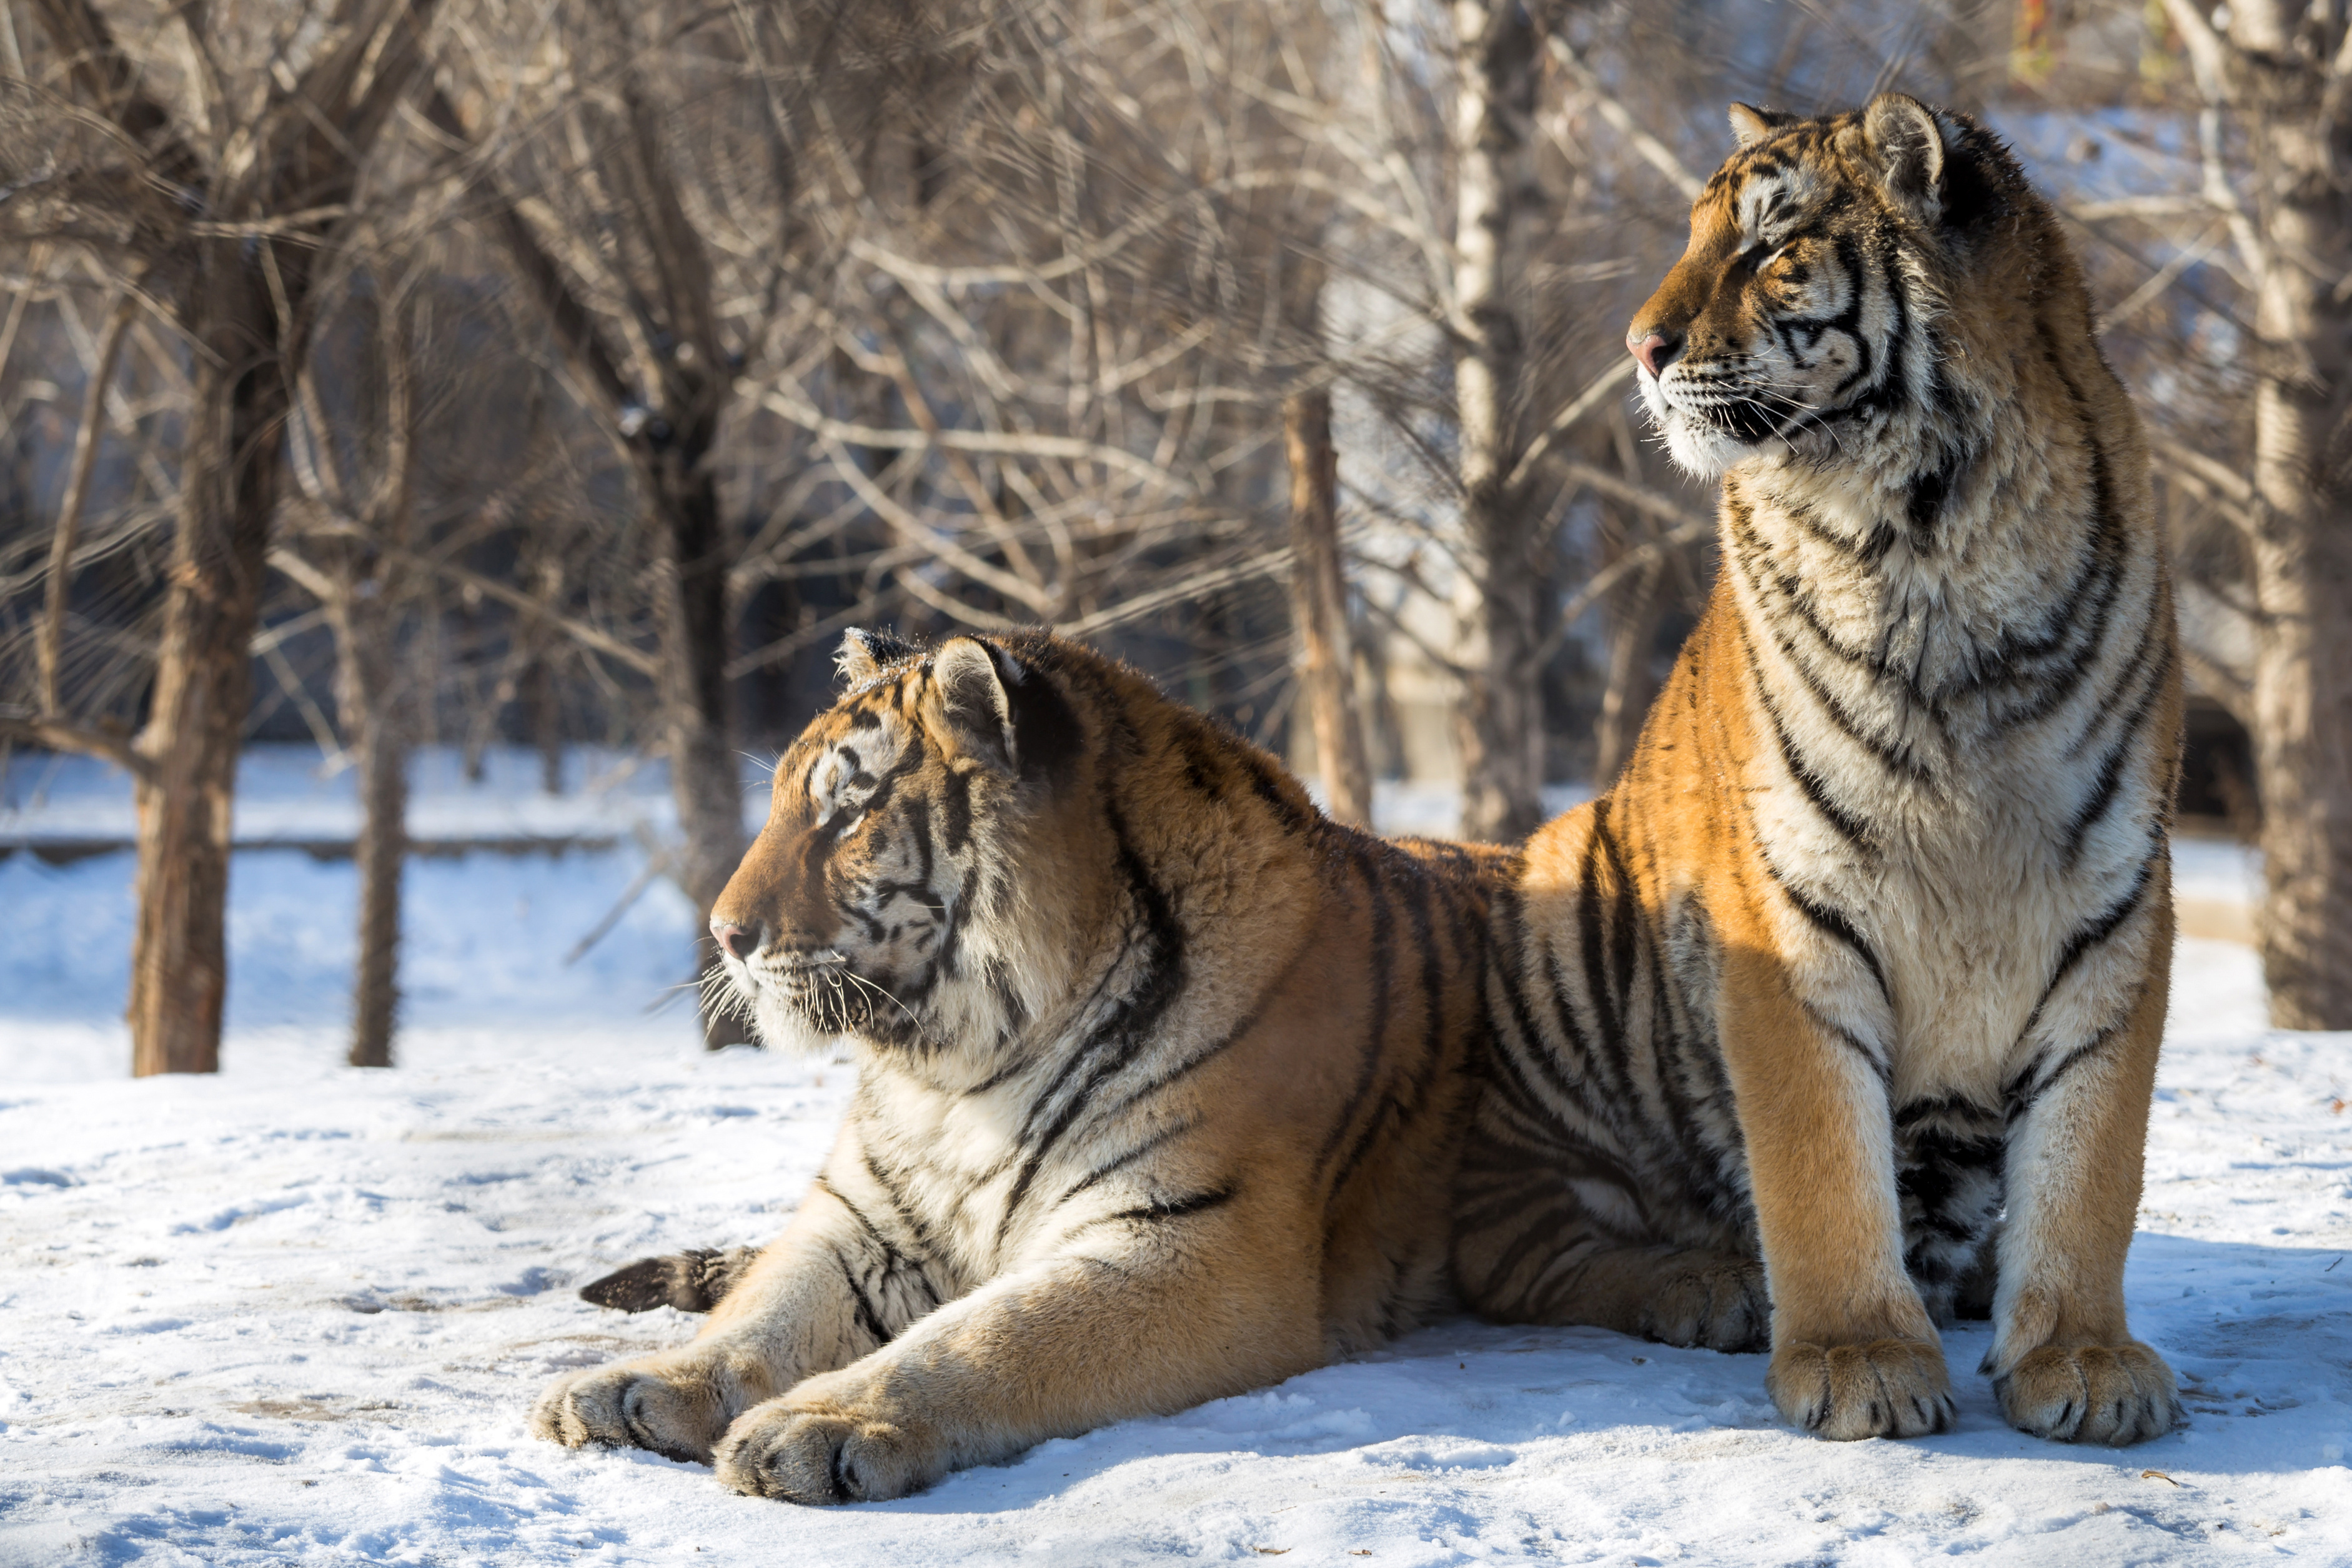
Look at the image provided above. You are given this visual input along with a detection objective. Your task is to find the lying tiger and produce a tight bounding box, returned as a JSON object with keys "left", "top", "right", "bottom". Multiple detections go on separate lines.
{"left": 1455, "top": 95, "right": 2185, "bottom": 1445}
{"left": 530, "top": 628, "right": 1504, "bottom": 1501}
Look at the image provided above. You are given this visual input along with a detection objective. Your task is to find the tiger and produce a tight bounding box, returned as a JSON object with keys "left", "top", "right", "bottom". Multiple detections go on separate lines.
{"left": 529, "top": 627, "right": 1506, "bottom": 1501}
{"left": 1452, "top": 94, "right": 2185, "bottom": 1446}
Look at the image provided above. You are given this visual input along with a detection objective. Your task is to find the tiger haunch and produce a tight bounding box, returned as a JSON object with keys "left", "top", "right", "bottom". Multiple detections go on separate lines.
{"left": 1459, "top": 94, "right": 2185, "bottom": 1446}
{"left": 530, "top": 628, "right": 1508, "bottom": 1501}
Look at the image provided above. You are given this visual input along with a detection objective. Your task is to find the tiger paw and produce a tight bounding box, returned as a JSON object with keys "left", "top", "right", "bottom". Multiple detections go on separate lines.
{"left": 713, "top": 1397, "right": 940, "bottom": 1504}
{"left": 1989, "top": 1341, "right": 2180, "bottom": 1446}
{"left": 1767, "top": 1336, "right": 1954, "bottom": 1440}
{"left": 529, "top": 1354, "right": 732, "bottom": 1464}
{"left": 1641, "top": 1258, "right": 1770, "bottom": 1352}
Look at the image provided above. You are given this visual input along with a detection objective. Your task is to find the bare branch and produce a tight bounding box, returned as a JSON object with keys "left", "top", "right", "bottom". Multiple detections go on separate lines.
{"left": 1505, "top": 358, "right": 1635, "bottom": 492}
{"left": 1545, "top": 36, "right": 1703, "bottom": 201}
{"left": 0, "top": 708, "right": 152, "bottom": 778}
{"left": 1550, "top": 457, "right": 1714, "bottom": 533}
{"left": 37, "top": 285, "right": 136, "bottom": 714}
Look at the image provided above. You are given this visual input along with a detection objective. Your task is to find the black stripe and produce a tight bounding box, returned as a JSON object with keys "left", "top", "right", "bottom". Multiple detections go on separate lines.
{"left": 2006, "top": 1015, "right": 2128, "bottom": 1122}
{"left": 993, "top": 816, "right": 1186, "bottom": 1248}
{"left": 1104, "top": 1184, "right": 1236, "bottom": 1225}
{"left": 1486, "top": 884, "right": 1588, "bottom": 1118}
{"left": 2044, "top": 853, "right": 2156, "bottom": 1008}
{"left": 1054, "top": 1116, "right": 1200, "bottom": 1209}
{"left": 1806, "top": 1001, "right": 1890, "bottom": 1086}
{"left": 1324, "top": 863, "right": 1453, "bottom": 1202}
{"left": 1945, "top": 321, "right": 2131, "bottom": 719}
{"left": 2005, "top": 853, "right": 2160, "bottom": 1101}
{"left": 939, "top": 767, "right": 973, "bottom": 853}
{"left": 831, "top": 1245, "right": 891, "bottom": 1346}
{"left": 1314, "top": 842, "right": 1396, "bottom": 1183}
{"left": 2059, "top": 640, "right": 2173, "bottom": 870}
{"left": 1726, "top": 509, "right": 1939, "bottom": 784}
{"left": 858, "top": 1145, "right": 941, "bottom": 1259}
{"left": 1764, "top": 855, "right": 1892, "bottom": 1007}
{"left": 1736, "top": 617, "right": 1878, "bottom": 851}
{"left": 1577, "top": 801, "right": 1625, "bottom": 1050}
{"left": 1566, "top": 811, "right": 1641, "bottom": 1118}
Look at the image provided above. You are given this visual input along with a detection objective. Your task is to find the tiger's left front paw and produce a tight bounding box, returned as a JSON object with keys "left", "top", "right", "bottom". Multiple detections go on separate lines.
{"left": 712, "top": 1397, "right": 941, "bottom": 1504}
{"left": 1988, "top": 1341, "right": 2181, "bottom": 1446}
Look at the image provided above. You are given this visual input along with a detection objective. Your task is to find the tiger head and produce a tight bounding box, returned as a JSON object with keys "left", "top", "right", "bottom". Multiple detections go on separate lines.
{"left": 708, "top": 628, "right": 1088, "bottom": 1058}
{"left": 1628, "top": 92, "right": 2025, "bottom": 479}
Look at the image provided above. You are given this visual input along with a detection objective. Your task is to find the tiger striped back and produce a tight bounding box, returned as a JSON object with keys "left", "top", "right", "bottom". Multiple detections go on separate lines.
{"left": 1457, "top": 95, "right": 2185, "bottom": 1448}
{"left": 532, "top": 627, "right": 1510, "bottom": 1501}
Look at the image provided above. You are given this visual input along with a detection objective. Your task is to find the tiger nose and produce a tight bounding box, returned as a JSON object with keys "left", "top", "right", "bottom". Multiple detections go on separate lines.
{"left": 1629, "top": 329, "right": 1681, "bottom": 378}
{"left": 712, "top": 918, "right": 760, "bottom": 962}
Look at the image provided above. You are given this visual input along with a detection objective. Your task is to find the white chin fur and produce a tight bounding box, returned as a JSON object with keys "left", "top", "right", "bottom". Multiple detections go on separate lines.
{"left": 1638, "top": 371, "right": 1744, "bottom": 480}
{"left": 751, "top": 993, "right": 845, "bottom": 1056}
{"left": 1660, "top": 417, "right": 1744, "bottom": 479}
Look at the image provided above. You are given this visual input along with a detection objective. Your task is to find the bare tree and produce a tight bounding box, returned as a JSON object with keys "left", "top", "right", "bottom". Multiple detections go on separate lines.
{"left": 6, "top": 0, "right": 441, "bottom": 1074}
{"left": 424, "top": 0, "right": 874, "bottom": 1045}
{"left": 275, "top": 273, "right": 425, "bottom": 1068}
{"left": 2153, "top": 0, "right": 2352, "bottom": 1029}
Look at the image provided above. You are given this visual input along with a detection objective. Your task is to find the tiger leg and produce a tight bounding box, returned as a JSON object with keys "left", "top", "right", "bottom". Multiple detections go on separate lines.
{"left": 1453, "top": 1138, "right": 1766, "bottom": 1351}
{"left": 1719, "top": 952, "right": 1954, "bottom": 1441}
{"left": 712, "top": 1196, "right": 1322, "bottom": 1504}
{"left": 1983, "top": 923, "right": 2180, "bottom": 1445}
{"left": 531, "top": 1154, "right": 928, "bottom": 1463}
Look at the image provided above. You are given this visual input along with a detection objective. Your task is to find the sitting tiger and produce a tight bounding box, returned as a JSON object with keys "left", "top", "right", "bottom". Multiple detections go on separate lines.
{"left": 531, "top": 627, "right": 1504, "bottom": 1501}
{"left": 1454, "top": 94, "right": 2185, "bottom": 1446}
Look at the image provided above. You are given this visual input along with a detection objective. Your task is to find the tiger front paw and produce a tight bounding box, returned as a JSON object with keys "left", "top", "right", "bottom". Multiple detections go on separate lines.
{"left": 1988, "top": 1341, "right": 2181, "bottom": 1446}
{"left": 1767, "top": 1336, "right": 1954, "bottom": 1440}
{"left": 528, "top": 1353, "right": 733, "bottom": 1464}
{"left": 713, "top": 1396, "right": 941, "bottom": 1504}
{"left": 1640, "top": 1258, "right": 1769, "bottom": 1352}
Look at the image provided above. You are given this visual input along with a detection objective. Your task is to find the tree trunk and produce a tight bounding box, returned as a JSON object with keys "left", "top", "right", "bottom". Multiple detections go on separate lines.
{"left": 127, "top": 252, "right": 288, "bottom": 1076}
{"left": 1449, "top": 0, "right": 1546, "bottom": 843}
{"left": 344, "top": 602, "right": 409, "bottom": 1069}
{"left": 1590, "top": 546, "right": 1665, "bottom": 790}
{"left": 2236, "top": 4, "right": 2352, "bottom": 1029}
{"left": 650, "top": 421, "right": 750, "bottom": 1048}
{"left": 1284, "top": 388, "right": 1372, "bottom": 828}
{"left": 523, "top": 655, "right": 563, "bottom": 794}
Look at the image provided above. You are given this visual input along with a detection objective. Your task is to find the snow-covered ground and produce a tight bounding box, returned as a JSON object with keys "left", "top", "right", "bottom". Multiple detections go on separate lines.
{"left": 1, "top": 752, "right": 2346, "bottom": 1566}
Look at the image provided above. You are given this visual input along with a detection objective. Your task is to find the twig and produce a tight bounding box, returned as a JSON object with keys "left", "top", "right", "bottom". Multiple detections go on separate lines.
{"left": 1504, "top": 359, "right": 1636, "bottom": 492}
{"left": 565, "top": 834, "right": 671, "bottom": 965}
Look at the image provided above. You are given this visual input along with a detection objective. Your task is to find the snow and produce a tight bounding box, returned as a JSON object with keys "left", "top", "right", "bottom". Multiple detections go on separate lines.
{"left": 2, "top": 754, "right": 2348, "bottom": 1566}
{"left": 0, "top": 747, "right": 702, "bottom": 852}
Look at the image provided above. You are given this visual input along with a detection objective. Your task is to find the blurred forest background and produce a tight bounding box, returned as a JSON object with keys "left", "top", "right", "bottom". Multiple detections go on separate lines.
{"left": 0, "top": 0, "right": 2345, "bottom": 1075}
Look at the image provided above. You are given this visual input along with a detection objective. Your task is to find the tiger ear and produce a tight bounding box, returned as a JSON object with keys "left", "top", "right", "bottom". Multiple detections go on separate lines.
{"left": 925, "top": 638, "right": 1019, "bottom": 775}
{"left": 1857, "top": 92, "right": 1947, "bottom": 217}
{"left": 836, "top": 627, "right": 914, "bottom": 687}
{"left": 1727, "top": 102, "right": 1794, "bottom": 149}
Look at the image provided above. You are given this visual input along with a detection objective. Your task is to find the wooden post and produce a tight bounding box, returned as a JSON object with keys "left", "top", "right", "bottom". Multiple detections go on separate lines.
{"left": 1284, "top": 387, "right": 1372, "bottom": 827}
